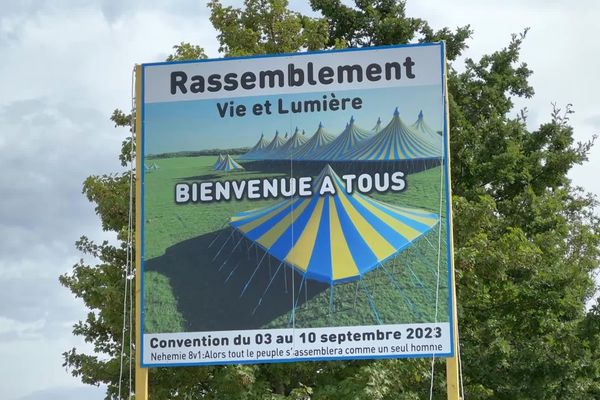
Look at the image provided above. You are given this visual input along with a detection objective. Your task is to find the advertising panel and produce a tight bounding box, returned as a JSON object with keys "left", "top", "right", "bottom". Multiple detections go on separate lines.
{"left": 140, "top": 42, "right": 454, "bottom": 367}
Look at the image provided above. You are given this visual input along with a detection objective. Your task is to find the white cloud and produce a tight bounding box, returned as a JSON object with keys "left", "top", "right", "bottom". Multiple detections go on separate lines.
{"left": 0, "top": 1, "right": 217, "bottom": 399}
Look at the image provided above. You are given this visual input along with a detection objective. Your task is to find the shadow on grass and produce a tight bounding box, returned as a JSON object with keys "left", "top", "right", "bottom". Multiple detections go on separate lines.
{"left": 145, "top": 229, "right": 328, "bottom": 332}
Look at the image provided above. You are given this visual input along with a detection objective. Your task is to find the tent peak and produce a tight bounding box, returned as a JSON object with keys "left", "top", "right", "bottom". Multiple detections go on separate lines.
{"left": 418, "top": 110, "right": 423, "bottom": 119}
{"left": 394, "top": 107, "right": 400, "bottom": 116}
{"left": 313, "top": 163, "right": 342, "bottom": 190}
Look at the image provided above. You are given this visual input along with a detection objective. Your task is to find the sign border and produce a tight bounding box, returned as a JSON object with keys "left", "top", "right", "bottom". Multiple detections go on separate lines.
{"left": 138, "top": 41, "right": 455, "bottom": 368}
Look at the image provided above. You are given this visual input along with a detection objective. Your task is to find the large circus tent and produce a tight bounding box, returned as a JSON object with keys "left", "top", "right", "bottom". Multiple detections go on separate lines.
{"left": 216, "top": 164, "right": 439, "bottom": 321}
{"left": 239, "top": 133, "right": 270, "bottom": 160}
{"left": 294, "top": 122, "right": 337, "bottom": 160}
{"left": 212, "top": 154, "right": 225, "bottom": 169}
{"left": 270, "top": 127, "right": 309, "bottom": 159}
{"left": 260, "top": 130, "right": 288, "bottom": 159}
{"left": 344, "top": 108, "right": 442, "bottom": 161}
{"left": 310, "top": 116, "right": 373, "bottom": 161}
{"left": 411, "top": 110, "right": 442, "bottom": 146}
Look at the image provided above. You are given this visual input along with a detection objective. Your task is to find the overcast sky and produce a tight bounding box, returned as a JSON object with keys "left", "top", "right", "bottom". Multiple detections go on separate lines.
{"left": 0, "top": 1, "right": 598, "bottom": 399}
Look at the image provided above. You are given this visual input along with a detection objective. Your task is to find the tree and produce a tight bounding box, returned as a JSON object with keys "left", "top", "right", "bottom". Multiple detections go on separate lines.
{"left": 61, "top": 1, "right": 600, "bottom": 399}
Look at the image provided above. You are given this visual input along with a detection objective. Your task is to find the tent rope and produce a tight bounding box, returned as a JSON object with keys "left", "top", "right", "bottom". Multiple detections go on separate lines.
{"left": 430, "top": 137, "right": 459, "bottom": 398}
{"left": 288, "top": 275, "right": 306, "bottom": 327}
{"left": 252, "top": 262, "right": 284, "bottom": 315}
{"left": 329, "top": 284, "right": 334, "bottom": 314}
{"left": 380, "top": 263, "right": 423, "bottom": 320}
{"left": 207, "top": 221, "right": 229, "bottom": 248}
{"left": 118, "top": 66, "right": 136, "bottom": 400}
{"left": 212, "top": 230, "right": 235, "bottom": 260}
{"left": 360, "top": 279, "right": 382, "bottom": 324}
{"left": 240, "top": 250, "right": 269, "bottom": 297}
{"left": 217, "top": 236, "right": 244, "bottom": 271}
{"left": 402, "top": 252, "right": 426, "bottom": 288}
{"left": 289, "top": 132, "right": 296, "bottom": 331}
{"left": 224, "top": 261, "right": 242, "bottom": 283}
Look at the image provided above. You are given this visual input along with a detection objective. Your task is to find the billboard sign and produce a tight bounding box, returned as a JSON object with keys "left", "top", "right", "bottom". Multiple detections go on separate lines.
{"left": 139, "top": 42, "right": 454, "bottom": 367}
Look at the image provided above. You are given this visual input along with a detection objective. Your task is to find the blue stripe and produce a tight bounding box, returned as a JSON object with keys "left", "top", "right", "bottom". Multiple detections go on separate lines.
{"left": 268, "top": 196, "right": 319, "bottom": 260}
{"left": 234, "top": 201, "right": 284, "bottom": 218}
{"left": 393, "top": 129, "right": 401, "bottom": 160}
{"left": 343, "top": 194, "right": 412, "bottom": 251}
{"left": 397, "top": 128, "right": 412, "bottom": 159}
{"left": 372, "top": 137, "right": 385, "bottom": 160}
{"left": 304, "top": 198, "right": 332, "bottom": 283}
{"left": 230, "top": 200, "right": 291, "bottom": 228}
{"left": 333, "top": 193, "right": 378, "bottom": 276}
{"left": 382, "top": 203, "right": 438, "bottom": 219}
{"left": 361, "top": 196, "right": 437, "bottom": 233}
{"left": 403, "top": 125, "right": 438, "bottom": 157}
{"left": 245, "top": 198, "right": 304, "bottom": 240}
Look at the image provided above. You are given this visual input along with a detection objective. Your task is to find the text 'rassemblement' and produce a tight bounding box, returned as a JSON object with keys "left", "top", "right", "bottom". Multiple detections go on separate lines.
{"left": 170, "top": 57, "right": 417, "bottom": 96}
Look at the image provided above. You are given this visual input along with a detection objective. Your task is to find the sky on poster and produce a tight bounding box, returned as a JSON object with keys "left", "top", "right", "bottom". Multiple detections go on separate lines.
{"left": 144, "top": 85, "right": 443, "bottom": 154}
{"left": 0, "top": 0, "right": 598, "bottom": 399}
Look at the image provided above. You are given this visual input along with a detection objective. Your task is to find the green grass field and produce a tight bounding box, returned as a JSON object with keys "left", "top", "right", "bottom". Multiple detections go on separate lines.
{"left": 143, "top": 156, "right": 449, "bottom": 333}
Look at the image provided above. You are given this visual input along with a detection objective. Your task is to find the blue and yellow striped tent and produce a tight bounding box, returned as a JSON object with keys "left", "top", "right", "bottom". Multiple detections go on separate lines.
{"left": 212, "top": 154, "right": 226, "bottom": 169}
{"left": 372, "top": 117, "right": 382, "bottom": 133}
{"left": 261, "top": 131, "right": 288, "bottom": 159}
{"left": 295, "top": 122, "right": 337, "bottom": 160}
{"left": 145, "top": 162, "right": 159, "bottom": 172}
{"left": 345, "top": 108, "right": 442, "bottom": 161}
{"left": 214, "top": 154, "right": 245, "bottom": 172}
{"left": 411, "top": 110, "right": 442, "bottom": 146}
{"left": 239, "top": 133, "right": 270, "bottom": 160}
{"left": 272, "top": 127, "right": 309, "bottom": 159}
{"left": 310, "top": 116, "right": 372, "bottom": 161}
{"left": 229, "top": 165, "right": 438, "bottom": 284}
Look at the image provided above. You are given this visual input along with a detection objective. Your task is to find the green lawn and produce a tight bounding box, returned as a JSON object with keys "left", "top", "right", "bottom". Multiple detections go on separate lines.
{"left": 143, "top": 156, "right": 449, "bottom": 333}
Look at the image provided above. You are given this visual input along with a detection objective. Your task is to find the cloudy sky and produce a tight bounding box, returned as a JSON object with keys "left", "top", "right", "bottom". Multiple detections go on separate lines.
{"left": 0, "top": 1, "right": 598, "bottom": 399}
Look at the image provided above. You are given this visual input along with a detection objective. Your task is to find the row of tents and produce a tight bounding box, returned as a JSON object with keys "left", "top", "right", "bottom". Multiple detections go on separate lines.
{"left": 239, "top": 109, "right": 443, "bottom": 162}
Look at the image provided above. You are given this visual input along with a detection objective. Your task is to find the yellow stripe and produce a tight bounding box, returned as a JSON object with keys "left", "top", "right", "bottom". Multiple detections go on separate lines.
{"left": 377, "top": 144, "right": 385, "bottom": 160}
{"left": 257, "top": 198, "right": 311, "bottom": 249}
{"left": 374, "top": 201, "right": 438, "bottom": 227}
{"left": 336, "top": 191, "right": 395, "bottom": 260}
{"left": 236, "top": 199, "right": 296, "bottom": 232}
{"left": 284, "top": 198, "right": 325, "bottom": 272}
{"left": 230, "top": 202, "right": 285, "bottom": 223}
{"left": 353, "top": 195, "right": 422, "bottom": 240}
{"left": 230, "top": 206, "right": 272, "bottom": 222}
{"left": 328, "top": 197, "right": 360, "bottom": 280}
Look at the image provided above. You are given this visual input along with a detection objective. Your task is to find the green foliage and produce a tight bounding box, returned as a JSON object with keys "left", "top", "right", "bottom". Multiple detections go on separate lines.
{"left": 309, "top": 0, "right": 471, "bottom": 60}
{"left": 208, "top": 0, "right": 328, "bottom": 56}
{"left": 60, "top": 1, "right": 600, "bottom": 399}
{"left": 167, "top": 42, "right": 208, "bottom": 61}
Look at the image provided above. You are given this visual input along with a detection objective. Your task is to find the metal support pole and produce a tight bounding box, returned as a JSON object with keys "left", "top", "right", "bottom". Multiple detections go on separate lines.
{"left": 440, "top": 46, "right": 461, "bottom": 400}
